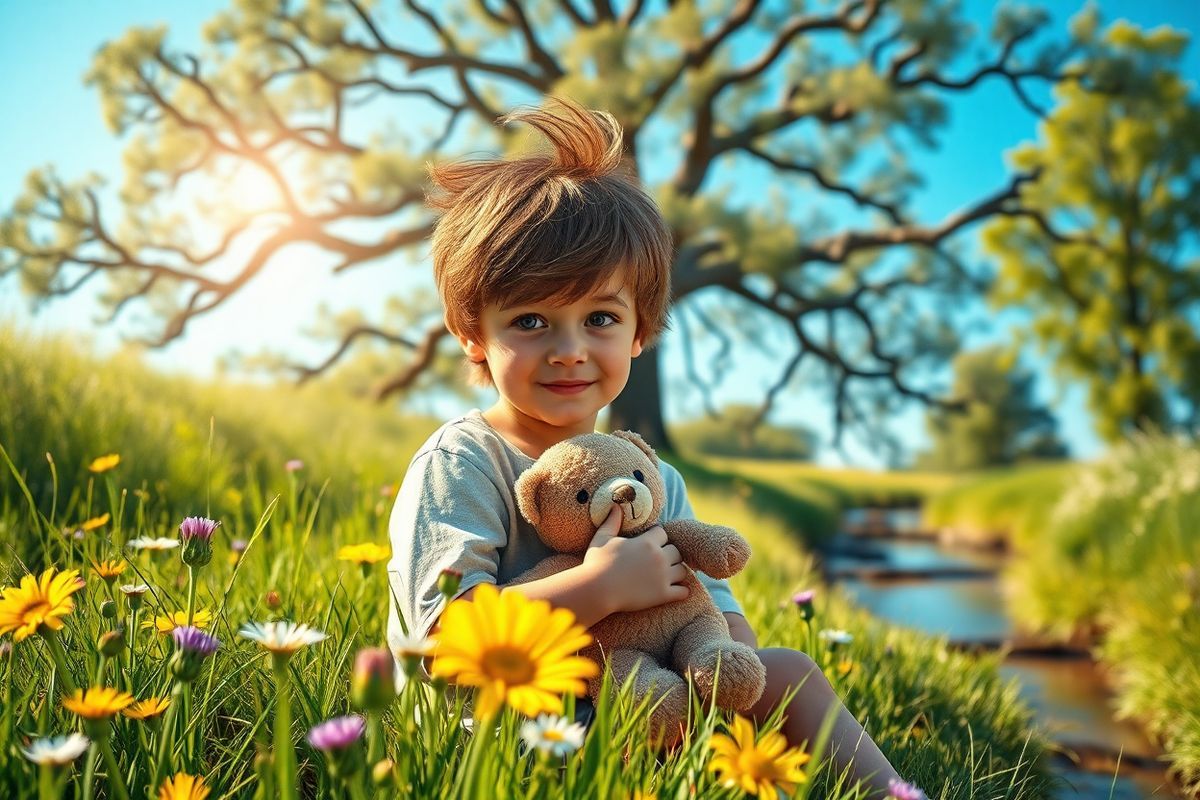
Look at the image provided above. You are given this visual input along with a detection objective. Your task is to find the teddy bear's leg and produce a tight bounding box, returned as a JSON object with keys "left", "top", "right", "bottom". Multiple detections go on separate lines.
{"left": 598, "top": 649, "right": 690, "bottom": 749}
{"left": 671, "top": 615, "right": 766, "bottom": 712}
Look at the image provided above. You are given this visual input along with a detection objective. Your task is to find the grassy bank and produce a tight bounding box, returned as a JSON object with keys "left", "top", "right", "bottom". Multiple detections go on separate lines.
{"left": 923, "top": 442, "right": 1200, "bottom": 794}
{"left": 0, "top": 328, "right": 1055, "bottom": 797}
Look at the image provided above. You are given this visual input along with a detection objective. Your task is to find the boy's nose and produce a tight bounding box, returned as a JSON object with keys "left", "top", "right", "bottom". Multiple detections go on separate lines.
{"left": 547, "top": 332, "right": 587, "bottom": 365}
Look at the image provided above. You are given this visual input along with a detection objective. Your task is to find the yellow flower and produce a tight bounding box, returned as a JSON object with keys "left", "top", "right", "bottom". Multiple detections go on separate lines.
{"left": 63, "top": 686, "right": 135, "bottom": 720}
{"left": 430, "top": 583, "right": 598, "bottom": 719}
{"left": 0, "top": 568, "right": 85, "bottom": 642}
{"left": 708, "top": 714, "right": 811, "bottom": 796}
{"left": 89, "top": 454, "right": 121, "bottom": 473}
{"left": 145, "top": 609, "right": 213, "bottom": 634}
{"left": 836, "top": 659, "right": 855, "bottom": 677}
{"left": 91, "top": 560, "right": 127, "bottom": 581}
{"left": 336, "top": 543, "right": 391, "bottom": 565}
{"left": 158, "top": 772, "right": 210, "bottom": 800}
{"left": 124, "top": 696, "right": 171, "bottom": 720}
{"left": 80, "top": 513, "right": 111, "bottom": 532}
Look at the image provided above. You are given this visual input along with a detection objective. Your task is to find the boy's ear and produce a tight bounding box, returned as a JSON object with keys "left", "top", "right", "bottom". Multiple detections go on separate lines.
{"left": 630, "top": 336, "right": 643, "bottom": 358}
{"left": 514, "top": 466, "right": 545, "bottom": 527}
{"left": 457, "top": 333, "right": 486, "bottom": 363}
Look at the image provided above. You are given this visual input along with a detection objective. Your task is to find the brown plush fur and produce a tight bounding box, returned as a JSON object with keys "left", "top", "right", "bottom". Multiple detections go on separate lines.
{"left": 510, "top": 431, "right": 766, "bottom": 744}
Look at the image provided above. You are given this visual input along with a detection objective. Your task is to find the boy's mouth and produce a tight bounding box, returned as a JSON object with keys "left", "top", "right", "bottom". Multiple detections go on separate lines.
{"left": 541, "top": 381, "right": 594, "bottom": 395}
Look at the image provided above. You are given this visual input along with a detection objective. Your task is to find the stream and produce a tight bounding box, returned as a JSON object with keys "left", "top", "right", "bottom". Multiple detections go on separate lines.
{"left": 830, "top": 508, "right": 1178, "bottom": 799}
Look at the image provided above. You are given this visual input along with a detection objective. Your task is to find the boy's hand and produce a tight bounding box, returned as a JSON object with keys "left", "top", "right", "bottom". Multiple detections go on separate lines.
{"left": 583, "top": 506, "right": 690, "bottom": 614}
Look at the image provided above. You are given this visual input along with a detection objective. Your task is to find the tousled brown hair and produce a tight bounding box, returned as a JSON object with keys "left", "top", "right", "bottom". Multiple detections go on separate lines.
{"left": 426, "top": 96, "right": 673, "bottom": 386}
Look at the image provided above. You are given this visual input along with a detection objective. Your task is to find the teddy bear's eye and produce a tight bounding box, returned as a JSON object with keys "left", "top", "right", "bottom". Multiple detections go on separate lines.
{"left": 576, "top": 489, "right": 589, "bottom": 504}
{"left": 633, "top": 470, "right": 644, "bottom": 482}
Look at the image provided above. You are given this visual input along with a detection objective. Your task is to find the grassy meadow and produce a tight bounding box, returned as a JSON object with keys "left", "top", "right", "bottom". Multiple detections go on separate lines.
{"left": 0, "top": 327, "right": 1060, "bottom": 798}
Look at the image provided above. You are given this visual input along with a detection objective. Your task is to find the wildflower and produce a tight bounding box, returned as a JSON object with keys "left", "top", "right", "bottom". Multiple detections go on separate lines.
{"left": 372, "top": 759, "right": 396, "bottom": 788}
{"left": 92, "top": 560, "right": 127, "bottom": 583}
{"left": 380, "top": 483, "right": 398, "bottom": 498}
{"left": 391, "top": 633, "right": 436, "bottom": 679}
{"left": 128, "top": 537, "right": 180, "bottom": 551}
{"left": 170, "top": 626, "right": 220, "bottom": 681}
{"left": 89, "top": 454, "right": 121, "bottom": 473}
{"left": 265, "top": 590, "right": 282, "bottom": 610}
{"left": 430, "top": 584, "right": 598, "bottom": 719}
{"left": 285, "top": 459, "right": 304, "bottom": 473}
{"left": 708, "top": 714, "right": 811, "bottom": 796}
{"left": 120, "top": 583, "right": 150, "bottom": 611}
{"left": 352, "top": 647, "right": 397, "bottom": 711}
{"left": 819, "top": 629, "right": 853, "bottom": 651}
{"left": 306, "top": 715, "right": 366, "bottom": 752}
{"left": 0, "top": 567, "right": 84, "bottom": 642}
{"left": 146, "top": 609, "right": 213, "bottom": 634}
{"left": 124, "top": 696, "right": 171, "bottom": 721}
{"left": 791, "top": 589, "right": 815, "bottom": 620}
{"left": 179, "top": 517, "right": 219, "bottom": 568}
{"left": 98, "top": 627, "right": 126, "bottom": 657}
{"left": 436, "top": 568, "right": 463, "bottom": 598}
{"left": 62, "top": 686, "right": 135, "bottom": 720}
{"left": 158, "top": 772, "right": 211, "bottom": 800}
{"left": 520, "top": 714, "right": 587, "bottom": 757}
{"left": 887, "top": 779, "right": 929, "bottom": 800}
{"left": 336, "top": 543, "right": 391, "bottom": 566}
{"left": 100, "top": 600, "right": 118, "bottom": 619}
{"left": 20, "top": 734, "right": 90, "bottom": 766}
{"left": 836, "top": 659, "right": 855, "bottom": 677}
{"left": 229, "top": 538, "right": 248, "bottom": 565}
{"left": 239, "top": 620, "right": 327, "bottom": 657}
{"left": 80, "top": 513, "right": 111, "bottom": 532}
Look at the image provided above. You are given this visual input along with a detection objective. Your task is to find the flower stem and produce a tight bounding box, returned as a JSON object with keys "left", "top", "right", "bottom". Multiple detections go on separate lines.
{"left": 127, "top": 608, "right": 139, "bottom": 692}
{"left": 367, "top": 712, "right": 384, "bottom": 766}
{"left": 98, "top": 735, "right": 131, "bottom": 800}
{"left": 152, "top": 683, "right": 185, "bottom": 791}
{"left": 38, "top": 765, "right": 58, "bottom": 800}
{"left": 43, "top": 628, "right": 77, "bottom": 694}
{"left": 82, "top": 742, "right": 98, "bottom": 800}
{"left": 185, "top": 566, "right": 197, "bottom": 627}
{"left": 272, "top": 656, "right": 297, "bottom": 800}
{"left": 94, "top": 654, "right": 107, "bottom": 686}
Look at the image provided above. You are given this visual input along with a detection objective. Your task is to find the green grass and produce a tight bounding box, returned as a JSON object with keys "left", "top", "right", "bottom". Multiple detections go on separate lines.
{"left": 920, "top": 462, "right": 1076, "bottom": 547}
{"left": 0, "top": 328, "right": 1057, "bottom": 798}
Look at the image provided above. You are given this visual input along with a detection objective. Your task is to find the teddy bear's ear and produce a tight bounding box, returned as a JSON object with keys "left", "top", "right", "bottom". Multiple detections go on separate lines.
{"left": 612, "top": 430, "right": 658, "bottom": 464}
{"left": 514, "top": 466, "right": 544, "bottom": 527}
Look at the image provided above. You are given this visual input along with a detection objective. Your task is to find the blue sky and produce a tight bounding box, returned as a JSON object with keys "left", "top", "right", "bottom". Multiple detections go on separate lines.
{"left": 1, "top": 1, "right": 1198, "bottom": 467}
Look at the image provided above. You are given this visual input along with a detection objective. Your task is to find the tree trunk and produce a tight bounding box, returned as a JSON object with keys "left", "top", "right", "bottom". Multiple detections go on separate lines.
{"left": 609, "top": 348, "right": 672, "bottom": 450}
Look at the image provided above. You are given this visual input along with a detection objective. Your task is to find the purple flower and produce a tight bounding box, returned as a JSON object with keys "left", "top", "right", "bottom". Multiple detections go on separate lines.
{"left": 179, "top": 516, "right": 220, "bottom": 543}
{"left": 888, "top": 779, "right": 929, "bottom": 800}
{"left": 306, "top": 715, "right": 365, "bottom": 751}
{"left": 792, "top": 589, "right": 816, "bottom": 606}
{"left": 172, "top": 626, "right": 220, "bottom": 658}
{"left": 231, "top": 539, "right": 249, "bottom": 554}
{"left": 285, "top": 459, "right": 304, "bottom": 473}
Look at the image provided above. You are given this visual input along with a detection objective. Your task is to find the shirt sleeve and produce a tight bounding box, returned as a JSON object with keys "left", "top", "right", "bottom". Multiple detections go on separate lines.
{"left": 657, "top": 460, "right": 745, "bottom": 617}
{"left": 386, "top": 447, "right": 509, "bottom": 655}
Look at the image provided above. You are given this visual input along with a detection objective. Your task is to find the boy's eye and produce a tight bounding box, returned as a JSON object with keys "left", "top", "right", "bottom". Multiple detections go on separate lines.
{"left": 587, "top": 312, "right": 617, "bottom": 327}
{"left": 513, "top": 315, "right": 545, "bottom": 331}
{"left": 576, "top": 489, "right": 589, "bottom": 504}
{"left": 633, "top": 470, "right": 644, "bottom": 482}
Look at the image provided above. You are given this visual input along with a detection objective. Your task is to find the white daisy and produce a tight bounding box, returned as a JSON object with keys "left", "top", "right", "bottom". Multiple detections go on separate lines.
{"left": 391, "top": 633, "right": 436, "bottom": 659}
{"left": 520, "top": 714, "right": 586, "bottom": 757}
{"left": 239, "top": 621, "right": 327, "bottom": 654}
{"left": 819, "top": 629, "right": 854, "bottom": 646}
{"left": 119, "top": 583, "right": 151, "bottom": 597}
{"left": 20, "top": 734, "right": 90, "bottom": 765}
{"left": 127, "top": 537, "right": 180, "bottom": 551}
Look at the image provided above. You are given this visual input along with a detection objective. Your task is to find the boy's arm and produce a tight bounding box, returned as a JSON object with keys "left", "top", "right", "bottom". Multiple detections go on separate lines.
{"left": 433, "top": 561, "right": 616, "bottom": 632}
{"left": 725, "top": 612, "right": 759, "bottom": 649}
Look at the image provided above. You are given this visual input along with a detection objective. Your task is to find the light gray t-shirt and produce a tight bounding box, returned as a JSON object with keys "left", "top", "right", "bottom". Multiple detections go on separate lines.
{"left": 386, "top": 409, "right": 743, "bottom": 660}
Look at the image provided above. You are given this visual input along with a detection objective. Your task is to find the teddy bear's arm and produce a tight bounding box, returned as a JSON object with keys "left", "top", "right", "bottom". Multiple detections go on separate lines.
{"left": 660, "top": 519, "right": 751, "bottom": 579}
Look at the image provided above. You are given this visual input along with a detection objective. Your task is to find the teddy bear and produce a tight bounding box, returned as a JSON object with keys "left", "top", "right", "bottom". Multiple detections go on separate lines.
{"left": 508, "top": 430, "right": 767, "bottom": 744}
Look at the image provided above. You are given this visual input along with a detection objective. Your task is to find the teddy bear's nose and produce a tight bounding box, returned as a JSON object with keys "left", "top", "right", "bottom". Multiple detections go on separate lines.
{"left": 611, "top": 484, "right": 636, "bottom": 504}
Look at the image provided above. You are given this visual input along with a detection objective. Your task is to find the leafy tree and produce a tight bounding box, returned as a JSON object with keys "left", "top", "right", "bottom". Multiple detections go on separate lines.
{"left": 982, "top": 13, "right": 1200, "bottom": 442}
{"left": 669, "top": 403, "right": 816, "bottom": 461}
{"left": 1, "top": 0, "right": 1101, "bottom": 449}
{"left": 914, "top": 346, "right": 1067, "bottom": 471}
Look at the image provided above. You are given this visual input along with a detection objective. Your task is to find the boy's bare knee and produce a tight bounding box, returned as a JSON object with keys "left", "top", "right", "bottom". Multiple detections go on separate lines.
{"left": 757, "top": 647, "right": 820, "bottom": 683}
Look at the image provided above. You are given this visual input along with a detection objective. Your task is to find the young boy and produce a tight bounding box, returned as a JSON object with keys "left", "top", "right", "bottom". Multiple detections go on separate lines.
{"left": 388, "top": 97, "right": 906, "bottom": 797}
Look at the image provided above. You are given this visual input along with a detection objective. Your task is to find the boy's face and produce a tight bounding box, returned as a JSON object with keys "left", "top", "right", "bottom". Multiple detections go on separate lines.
{"left": 460, "top": 269, "right": 644, "bottom": 437}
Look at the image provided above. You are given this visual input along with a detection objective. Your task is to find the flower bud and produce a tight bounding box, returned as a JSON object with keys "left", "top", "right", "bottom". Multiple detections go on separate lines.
{"left": 100, "top": 600, "right": 118, "bottom": 619}
{"left": 98, "top": 627, "right": 126, "bottom": 657}
{"left": 265, "top": 590, "right": 282, "bottom": 610}
{"left": 372, "top": 759, "right": 396, "bottom": 789}
{"left": 181, "top": 536, "right": 213, "bottom": 568}
{"left": 351, "top": 648, "right": 396, "bottom": 711}
{"left": 791, "top": 589, "right": 815, "bottom": 622}
{"left": 436, "top": 568, "right": 462, "bottom": 599}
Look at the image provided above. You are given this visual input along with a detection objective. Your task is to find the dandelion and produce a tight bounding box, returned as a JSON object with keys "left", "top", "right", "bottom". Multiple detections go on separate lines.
{"left": 92, "top": 560, "right": 127, "bottom": 583}
{"left": 708, "top": 714, "right": 811, "bottom": 796}
{"left": 887, "top": 779, "right": 929, "bottom": 800}
{"left": 20, "top": 733, "right": 90, "bottom": 765}
{"left": 89, "top": 454, "right": 121, "bottom": 473}
{"left": 239, "top": 621, "right": 327, "bottom": 655}
{"left": 80, "top": 513, "right": 111, "bottom": 532}
{"left": 125, "top": 696, "right": 171, "bottom": 721}
{"left": 128, "top": 537, "right": 180, "bottom": 551}
{"left": 285, "top": 459, "right": 304, "bottom": 473}
{"left": 520, "top": 714, "right": 587, "bottom": 757}
{"left": 430, "top": 583, "right": 598, "bottom": 719}
{"left": 336, "top": 543, "right": 391, "bottom": 565}
{"left": 158, "top": 772, "right": 211, "bottom": 800}
{"left": 147, "top": 609, "right": 213, "bottom": 634}
{"left": 0, "top": 567, "right": 84, "bottom": 642}
{"left": 63, "top": 686, "right": 135, "bottom": 720}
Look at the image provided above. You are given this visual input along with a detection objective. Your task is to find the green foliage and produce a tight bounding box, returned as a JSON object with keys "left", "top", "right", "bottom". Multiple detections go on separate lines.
{"left": 983, "top": 13, "right": 1200, "bottom": 442}
{"left": 915, "top": 347, "right": 1068, "bottom": 471}
{"left": 669, "top": 404, "right": 817, "bottom": 462}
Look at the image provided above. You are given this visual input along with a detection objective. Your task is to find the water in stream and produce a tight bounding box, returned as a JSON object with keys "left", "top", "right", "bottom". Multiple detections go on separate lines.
{"left": 832, "top": 509, "right": 1176, "bottom": 799}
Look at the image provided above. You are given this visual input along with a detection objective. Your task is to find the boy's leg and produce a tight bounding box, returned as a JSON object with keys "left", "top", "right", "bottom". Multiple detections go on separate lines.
{"left": 746, "top": 647, "right": 902, "bottom": 799}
